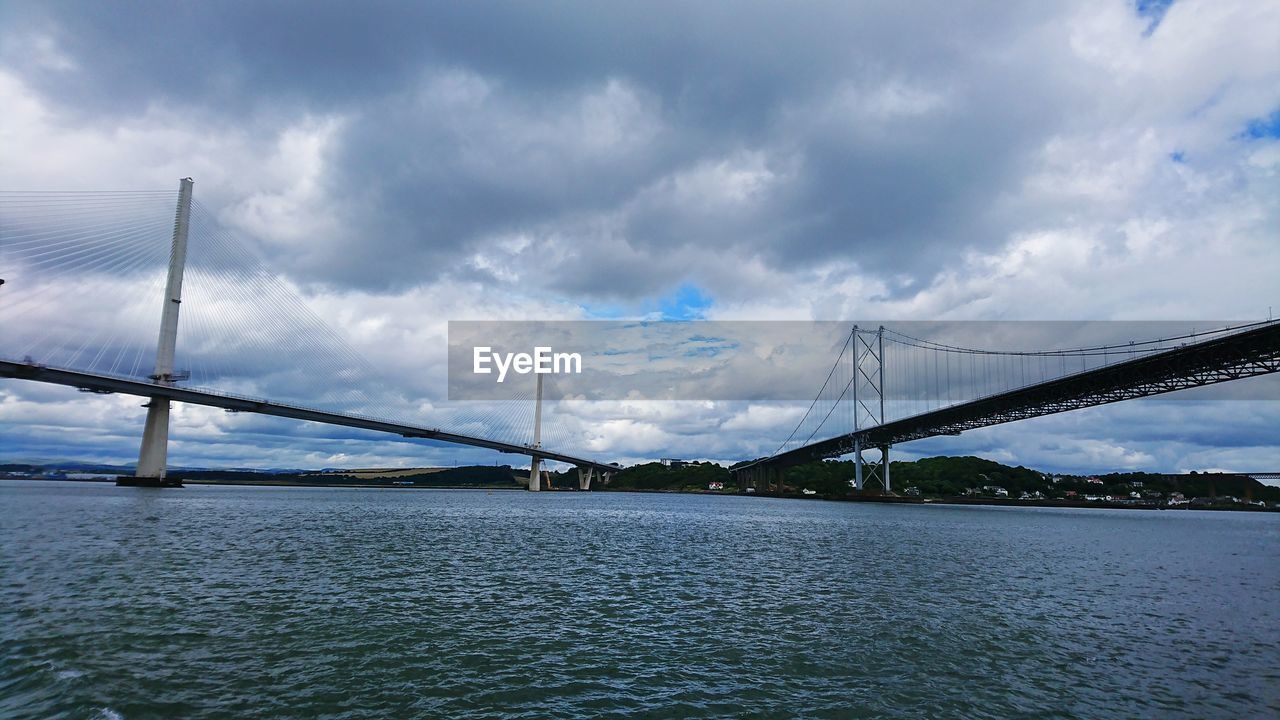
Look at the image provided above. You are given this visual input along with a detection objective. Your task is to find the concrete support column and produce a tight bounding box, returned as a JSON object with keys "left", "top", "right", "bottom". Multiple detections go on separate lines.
{"left": 577, "top": 466, "right": 594, "bottom": 491}
{"left": 881, "top": 445, "right": 891, "bottom": 492}
{"left": 135, "top": 399, "right": 171, "bottom": 478}
{"left": 135, "top": 396, "right": 175, "bottom": 482}
{"left": 854, "top": 438, "right": 864, "bottom": 491}
{"left": 529, "top": 457, "right": 542, "bottom": 491}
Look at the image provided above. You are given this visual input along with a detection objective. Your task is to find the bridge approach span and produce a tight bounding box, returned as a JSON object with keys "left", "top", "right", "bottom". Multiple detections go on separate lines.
{"left": 0, "top": 359, "right": 616, "bottom": 473}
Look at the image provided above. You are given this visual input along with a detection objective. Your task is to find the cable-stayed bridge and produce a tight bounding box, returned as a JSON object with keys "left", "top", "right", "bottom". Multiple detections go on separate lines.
{"left": 2, "top": 179, "right": 1277, "bottom": 492}
{"left": 0, "top": 360, "right": 614, "bottom": 473}
{"left": 0, "top": 180, "right": 612, "bottom": 488}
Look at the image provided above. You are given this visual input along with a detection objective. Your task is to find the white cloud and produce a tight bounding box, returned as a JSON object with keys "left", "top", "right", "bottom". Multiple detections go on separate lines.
{"left": 219, "top": 116, "right": 346, "bottom": 249}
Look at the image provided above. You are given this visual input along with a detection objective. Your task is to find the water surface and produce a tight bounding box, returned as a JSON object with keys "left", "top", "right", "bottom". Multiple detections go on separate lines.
{"left": 2, "top": 481, "right": 1277, "bottom": 718}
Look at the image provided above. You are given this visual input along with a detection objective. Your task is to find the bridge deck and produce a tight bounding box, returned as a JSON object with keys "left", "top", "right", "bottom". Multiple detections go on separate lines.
{"left": 745, "top": 320, "right": 1280, "bottom": 471}
{"left": 0, "top": 360, "right": 615, "bottom": 472}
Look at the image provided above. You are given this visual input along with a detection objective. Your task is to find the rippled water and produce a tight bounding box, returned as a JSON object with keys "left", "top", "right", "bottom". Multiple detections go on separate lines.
{"left": 2, "top": 480, "right": 1277, "bottom": 718}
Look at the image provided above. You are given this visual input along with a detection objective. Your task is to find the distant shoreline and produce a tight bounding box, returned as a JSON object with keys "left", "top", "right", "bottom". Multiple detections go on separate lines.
{"left": 184, "top": 479, "right": 526, "bottom": 490}
{"left": 592, "top": 487, "right": 1280, "bottom": 512}
{"left": 4, "top": 476, "right": 1275, "bottom": 511}
{"left": 0, "top": 476, "right": 525, "bottom": 491}
{"left": 842, "top": 494, "right": 1275, "bottom": 512}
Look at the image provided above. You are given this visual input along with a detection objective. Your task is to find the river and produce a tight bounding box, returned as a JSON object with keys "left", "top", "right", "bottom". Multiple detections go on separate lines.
{"left": 2, "top": 480, "right": 1276, "bottom": 718}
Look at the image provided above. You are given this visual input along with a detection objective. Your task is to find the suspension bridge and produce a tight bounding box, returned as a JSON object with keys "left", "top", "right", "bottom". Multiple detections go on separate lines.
{"left": 732, "top": 321, "right": 1280, "bottom": 494}
{"left": 1, "top": 179, "right": 1277, "bottom": 491}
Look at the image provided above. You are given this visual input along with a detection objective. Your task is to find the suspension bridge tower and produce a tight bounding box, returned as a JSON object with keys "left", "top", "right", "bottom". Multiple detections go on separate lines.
{"left": 117, "top": 178, "right": 193, "bottom": 487}
{"left": 851, "top": 325, "right": 891, "bottom": 493}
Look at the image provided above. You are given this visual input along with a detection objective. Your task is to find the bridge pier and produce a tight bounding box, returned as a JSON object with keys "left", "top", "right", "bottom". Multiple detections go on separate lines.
{"left": 529, "top": 456, "right": 542, "bottom": 491}
{"left": 577, "top": 466, "right": 595, "bottom": 490}
{"left": 117, "top": 178, "right": 193, "bottom": 488}
{"left": 852, "top": 438, "right": 893, "bottom": 493}
{"left": 881, "top": 444, "right": 891, "bottom": 492}
{"left": 854, "top": 438, "right": 864, "bottom": 491}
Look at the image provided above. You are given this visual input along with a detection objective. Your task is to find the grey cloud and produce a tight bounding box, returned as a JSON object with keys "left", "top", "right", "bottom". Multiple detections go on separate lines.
{"left": 1, "top": 1, "right": 1119, "bottom": 298}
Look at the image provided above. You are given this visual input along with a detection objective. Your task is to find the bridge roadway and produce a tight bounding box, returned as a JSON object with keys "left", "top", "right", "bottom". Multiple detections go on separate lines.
{"left": 742, "top": 320, "right": 1280, "bottom": 473}
{"left": 0, "top": 359, "right": 616, "bottom": 473}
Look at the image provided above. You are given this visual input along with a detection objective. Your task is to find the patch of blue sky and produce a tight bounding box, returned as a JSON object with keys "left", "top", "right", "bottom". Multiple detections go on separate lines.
{"left": 578, "top": 283, "right": 714, "bottom": 321}
{"left": 1169, "top": 150, "right": 1186, "bottom": 163}
{"left": 658, "top": 285, "right": 713, "bottom": 320}
{"left": 1134, "top": 0, "right": 1175, "bottom": 35}
{"left": 682, "top": 346, "right": 724, "bottom": 358}
{"left": 679, "top": 336, "right": 738, "bottom": 358}
{"left": 1239, "top": 110, "right": 1280, "bottom": 140}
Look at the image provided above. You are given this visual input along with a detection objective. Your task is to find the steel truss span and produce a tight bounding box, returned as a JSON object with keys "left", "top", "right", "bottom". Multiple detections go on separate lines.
{"left": 753, "top": 320, "right": 1280, "bottom": 471}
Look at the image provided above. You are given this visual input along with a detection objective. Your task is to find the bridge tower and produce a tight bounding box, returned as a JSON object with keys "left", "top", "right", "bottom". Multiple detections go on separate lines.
{"left": 528, "top": 372, "right": 544, "bottom": 491}
{"left": 118, "top": 178, "right": 193, "bottom": 487}
{"left": 851, "top": 326, "right": 890, "bottom": 492}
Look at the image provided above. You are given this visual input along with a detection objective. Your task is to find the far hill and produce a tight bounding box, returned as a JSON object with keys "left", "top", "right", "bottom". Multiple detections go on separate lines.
{"left": 596, "top": 456, "right": 1280, "bottom": 504}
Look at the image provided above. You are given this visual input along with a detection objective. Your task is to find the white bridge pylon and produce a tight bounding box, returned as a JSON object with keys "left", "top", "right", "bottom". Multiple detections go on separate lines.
{"left": 120, "top": 177, "right": 193, "bottom": 487}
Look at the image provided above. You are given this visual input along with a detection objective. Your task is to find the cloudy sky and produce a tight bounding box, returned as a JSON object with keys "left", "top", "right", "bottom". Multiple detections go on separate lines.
{"left": 1, "top": 0, "right": 1277, "bottom": 476}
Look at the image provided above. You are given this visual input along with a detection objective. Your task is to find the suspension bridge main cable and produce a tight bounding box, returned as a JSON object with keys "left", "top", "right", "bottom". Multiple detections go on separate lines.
{"left": 881, "top": 320, "right": 1274, "bottom": 358}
